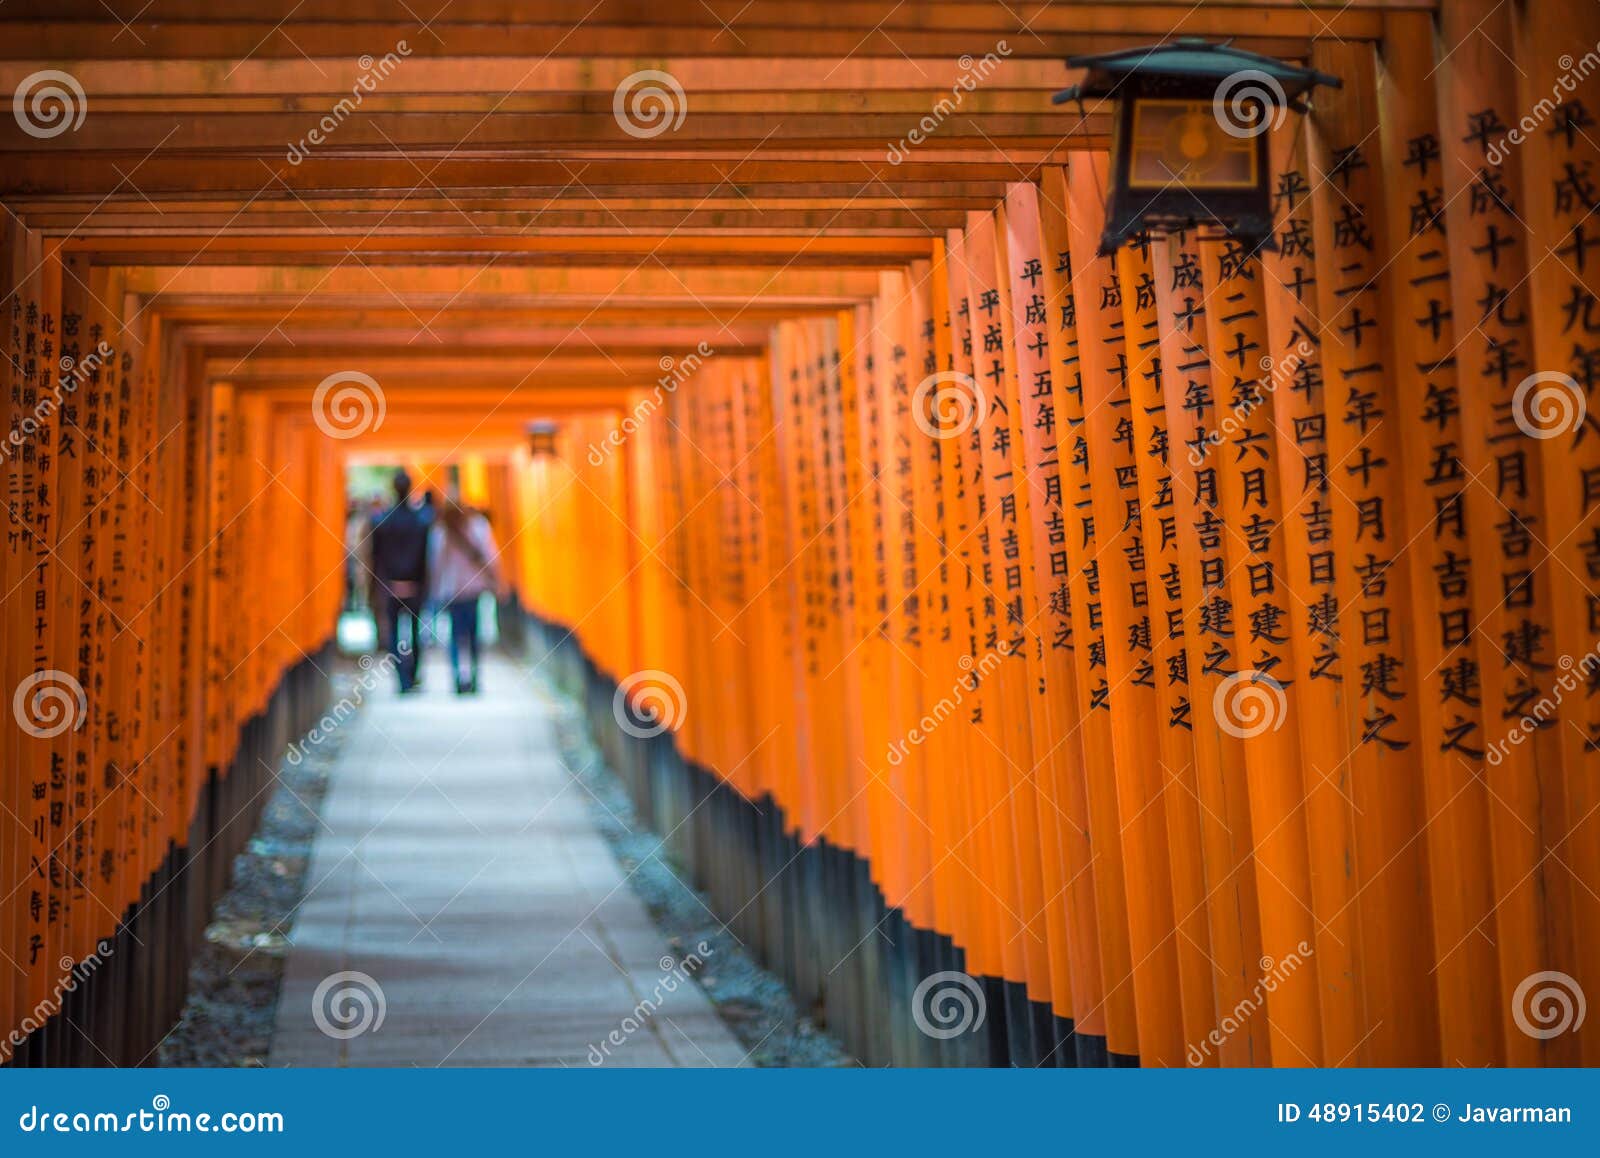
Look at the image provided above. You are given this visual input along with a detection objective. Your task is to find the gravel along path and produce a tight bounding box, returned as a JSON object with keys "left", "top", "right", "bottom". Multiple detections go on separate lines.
{"left": 156, "top": 684, "right": 345, "bottom": 1067}
{"left": 544, "top": 684, "right": 856, "bottom": 1068}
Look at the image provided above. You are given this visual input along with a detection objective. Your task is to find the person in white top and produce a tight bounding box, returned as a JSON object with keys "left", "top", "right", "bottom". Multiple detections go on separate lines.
{"left": 428, "top": 499, "right": 503, "bottom": 694}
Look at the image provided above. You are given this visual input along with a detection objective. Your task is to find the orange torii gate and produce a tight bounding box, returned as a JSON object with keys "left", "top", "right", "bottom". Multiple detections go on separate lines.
{"left": 515, "top": 8, "right": 1600, "bottom": 1067}
{"left": 1, "top": 0, "right": 1598, "bottom": 1070}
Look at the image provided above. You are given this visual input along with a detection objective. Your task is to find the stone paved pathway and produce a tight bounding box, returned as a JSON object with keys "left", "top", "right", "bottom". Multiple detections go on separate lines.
{"left": 270, "top": 649, "right": 746, "bottom": 1067}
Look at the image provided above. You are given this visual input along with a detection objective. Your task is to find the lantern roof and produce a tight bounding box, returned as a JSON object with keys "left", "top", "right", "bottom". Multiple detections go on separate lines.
{"left": 1051, "top": 37, "right": 1340, "bottom": 105}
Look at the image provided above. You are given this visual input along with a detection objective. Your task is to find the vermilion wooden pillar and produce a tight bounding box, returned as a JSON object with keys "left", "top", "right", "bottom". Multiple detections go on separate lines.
{"left": 1198, "top": 228, "right": 1325, "bottom": 1067}
{"left": 1308, "top": 37, "right": 1439, "bottom": 1066}
{"left": 1037, "top": 167, "right": 1132, "bottom": 1061}
{"left": 1067, "top": 158, "right": 1185, "bottom": 1067}
{"left": 1001, "top": 182, "right": 1090, "bottom": 1052}
{"left": 1152, "top": 230, "right": 1269, "bottom": 1067}
{"left": 1514, "top": 0, "right": 1600, "bottom": 1068}
{"left": 1435, "top": 0, "right": 1573, "bottom": 1068}
{"left": 1375, "top": 9, "right": 1501, "bottom": 1066}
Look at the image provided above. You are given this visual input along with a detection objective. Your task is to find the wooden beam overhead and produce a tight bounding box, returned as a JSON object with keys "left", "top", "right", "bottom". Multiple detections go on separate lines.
{"left": 0, "top": 1, "right": 1437, "bottom": 429}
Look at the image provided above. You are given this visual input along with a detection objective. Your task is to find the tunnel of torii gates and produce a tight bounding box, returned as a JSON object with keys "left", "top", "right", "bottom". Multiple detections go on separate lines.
{"left": 0, "top": 0, "right": 1599, "bottom": 1072}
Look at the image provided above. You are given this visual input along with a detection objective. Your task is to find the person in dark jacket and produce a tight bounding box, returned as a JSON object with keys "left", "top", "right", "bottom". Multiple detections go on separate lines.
{"left": 368, "top": 469, "right": 434, "bottom": 693}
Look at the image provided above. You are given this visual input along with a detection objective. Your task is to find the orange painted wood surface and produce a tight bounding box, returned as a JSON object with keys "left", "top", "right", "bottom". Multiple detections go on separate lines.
{"left": 8, "top": 2, "right": 1600, "bottom": 1070}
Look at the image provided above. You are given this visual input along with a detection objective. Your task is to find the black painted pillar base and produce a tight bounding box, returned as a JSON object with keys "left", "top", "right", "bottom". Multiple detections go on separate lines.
{"left": 527, "top": 612, "right": 1136, "bottom": 1070}
{"left": 1, "top": 642, "right": 335, "bottom": 1068}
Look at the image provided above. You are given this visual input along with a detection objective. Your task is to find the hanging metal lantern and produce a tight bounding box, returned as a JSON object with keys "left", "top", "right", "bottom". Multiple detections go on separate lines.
{"left": 1052, "top": 37, "right": 1339, "bottom": 254}
{"left": 526, "top": 420, "right": 559, "bottom": 458}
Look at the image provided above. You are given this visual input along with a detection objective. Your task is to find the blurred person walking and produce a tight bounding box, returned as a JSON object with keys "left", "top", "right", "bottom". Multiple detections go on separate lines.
{"left": 343, "top": 501, "right": 368, "bottom": 612}
{"left": 430, "top": 499, "right": 503, "bottom": 694}
{"left": 369, "top": 469, "right": 434, "bottom": 693}
{"left": 420, "top": 487, "right": 443, "bottom": 642}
